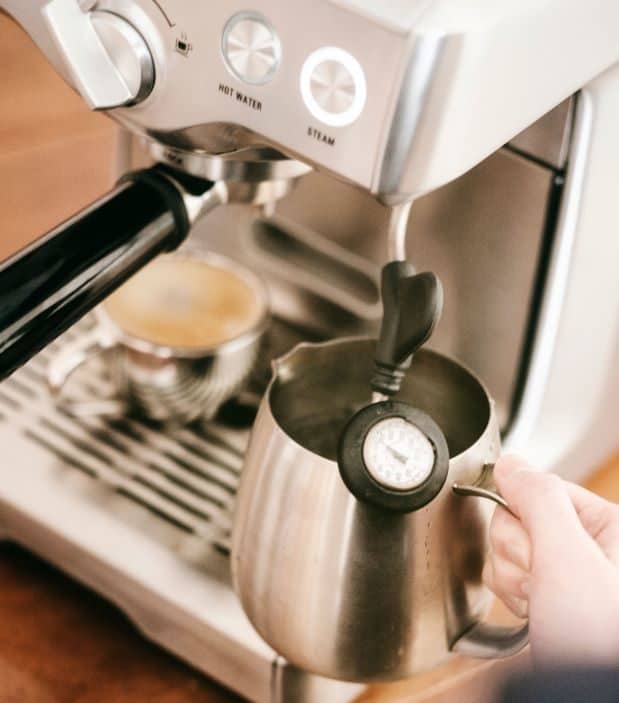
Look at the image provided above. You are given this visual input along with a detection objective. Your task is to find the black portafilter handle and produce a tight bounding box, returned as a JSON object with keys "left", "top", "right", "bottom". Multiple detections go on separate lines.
{"left": 0, "top": 164, "right": 215, "bottom": 381}
{"left": 371, "top": 261, "right": 444, "bottom": 396}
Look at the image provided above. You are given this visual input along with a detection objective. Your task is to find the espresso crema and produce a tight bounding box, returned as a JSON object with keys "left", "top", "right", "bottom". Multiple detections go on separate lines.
{"left": 104, "top": 255, "right": 266, "bottom": 349}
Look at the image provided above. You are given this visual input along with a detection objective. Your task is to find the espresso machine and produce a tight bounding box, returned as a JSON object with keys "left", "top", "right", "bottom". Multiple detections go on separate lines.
{"left": 2, "top": 0, "right": 619, "bottom": 700}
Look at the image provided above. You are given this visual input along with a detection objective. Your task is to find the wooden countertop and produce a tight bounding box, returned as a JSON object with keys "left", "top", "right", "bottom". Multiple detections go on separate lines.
{"left": 0, "top": 544, "right": 243, "bottom": 703}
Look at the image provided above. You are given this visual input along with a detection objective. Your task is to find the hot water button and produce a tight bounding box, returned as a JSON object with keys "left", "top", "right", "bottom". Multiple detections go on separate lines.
{"left": 300, "top": 47, "right": 367, "bottom": 127}
{"left": 222, "top": 12, "right": 281, "bottom": 85}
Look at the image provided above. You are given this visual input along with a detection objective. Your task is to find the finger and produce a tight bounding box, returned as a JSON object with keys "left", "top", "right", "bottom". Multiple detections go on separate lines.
{"left": 489, "top": 505, "right": 531, "bottom": 572}
{"left": 497, "top": 465, "right": 619, "bottom": 553}
{"left": 498, "top": 470, "right": 619, "bottom": 532}
{"left": 493, "top": 456, "right": 589, "bottom": 559}
{"left": 486, "top": 551, "right": 529, "bottom": 600}
{"left": 494, "top": 454, "right": 532, "bottom": 478}
{"left": 482, "top": 555, "right": 496, "bottom": 595}
{"left": 565, "top": 482, "right": 619, "bottom": 531}
{"left": 565, "top": 481, "right": 615, "bottom": 513}
{"left": 483, "top": 555, "right": 529, "bottom": 619}
{"left": 565, "top": 482, "right": 619, "bottom": 562}
{"left": 500, "top": 594, "right": 529, "bottom": 620}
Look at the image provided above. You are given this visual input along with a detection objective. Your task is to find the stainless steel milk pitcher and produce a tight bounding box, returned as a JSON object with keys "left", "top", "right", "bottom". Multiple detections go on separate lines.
{"left": 232, "top": 338, "right": 528, "bottom": 682}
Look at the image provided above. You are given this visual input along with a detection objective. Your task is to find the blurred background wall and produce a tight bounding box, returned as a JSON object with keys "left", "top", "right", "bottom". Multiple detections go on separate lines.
{"left": 0, "top": 12, "right": 118, "bottom": 260}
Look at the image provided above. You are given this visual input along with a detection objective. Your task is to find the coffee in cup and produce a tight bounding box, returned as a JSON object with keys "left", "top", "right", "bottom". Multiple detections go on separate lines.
{"left": 104, "top": 255, "right": 266, "bottom": 350}
{"left": 47, "top": 252, "right": 269, "bottom": 423}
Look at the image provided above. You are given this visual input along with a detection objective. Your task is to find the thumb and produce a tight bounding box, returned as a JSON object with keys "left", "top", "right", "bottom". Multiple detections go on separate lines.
{"left": 494, "top": 455, "right": 589, "bottom": 559}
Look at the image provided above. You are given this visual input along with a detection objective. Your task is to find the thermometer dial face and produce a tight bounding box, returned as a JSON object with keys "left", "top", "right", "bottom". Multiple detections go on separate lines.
{"left": 362, "top": 417, "right": 435, "bottom": 491}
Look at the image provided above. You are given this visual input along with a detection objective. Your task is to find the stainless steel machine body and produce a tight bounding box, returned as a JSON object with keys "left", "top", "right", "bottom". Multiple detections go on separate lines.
{"left": 2, "top": 1, "right": 619, "bottom": 700}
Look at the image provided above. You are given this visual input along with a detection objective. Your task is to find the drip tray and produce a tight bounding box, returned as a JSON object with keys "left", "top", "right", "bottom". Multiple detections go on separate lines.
{"left": 0, "top": 319, "right": 255, "bottom": 557}
{"left": 0, "top": 316, "right": 307, "bottom": 559}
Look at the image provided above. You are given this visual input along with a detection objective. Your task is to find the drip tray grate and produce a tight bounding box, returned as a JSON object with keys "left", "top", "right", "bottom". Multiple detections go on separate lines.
{"left": 0, "top": 318, "right": 259, "bottom": 556}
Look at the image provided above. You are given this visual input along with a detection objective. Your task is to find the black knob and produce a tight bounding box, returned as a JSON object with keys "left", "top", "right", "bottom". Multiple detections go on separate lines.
{"left": 372, "top": 262, "right": 443, "bottom": 396}
{"left": 338, "top": 401, "right": 450, "bottom": 513}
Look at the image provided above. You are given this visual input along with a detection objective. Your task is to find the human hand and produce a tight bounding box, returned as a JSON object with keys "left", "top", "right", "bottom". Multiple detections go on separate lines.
{"left": 483, "top": 455, "right": 619, "bottom": 666}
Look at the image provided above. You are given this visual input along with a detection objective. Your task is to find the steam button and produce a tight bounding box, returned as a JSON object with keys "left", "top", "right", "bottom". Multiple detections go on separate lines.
{"left": 222, "top": 12, "right": 281, "bottom": 85}
{"left": 301, "top": 47, "right": 367, "bottom": 127}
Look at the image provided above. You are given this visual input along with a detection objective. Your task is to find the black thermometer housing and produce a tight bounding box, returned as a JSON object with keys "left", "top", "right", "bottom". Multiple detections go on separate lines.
{"left": 338, "top": 400, "right": 450, "bottom": 513}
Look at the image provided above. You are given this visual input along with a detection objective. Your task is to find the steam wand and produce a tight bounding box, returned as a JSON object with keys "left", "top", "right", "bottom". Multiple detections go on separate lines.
{"left": 386, "top": 200, "right": 413, "bottom": 262}
{"left": 372, "top": 199, "right": 436, "bottom": 399}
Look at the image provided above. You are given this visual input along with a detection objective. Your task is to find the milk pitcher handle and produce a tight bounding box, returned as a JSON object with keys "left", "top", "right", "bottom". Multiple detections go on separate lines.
{"left": 47, "top": 329, "right": 126, "bottom": 417}
{"left": 451, "top": 464, "right": 530, "bottom": 658}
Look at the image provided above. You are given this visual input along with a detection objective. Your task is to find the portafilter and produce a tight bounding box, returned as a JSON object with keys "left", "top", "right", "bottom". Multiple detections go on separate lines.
{"left": 0, "top": 151, "right": 307, "bottom": 381}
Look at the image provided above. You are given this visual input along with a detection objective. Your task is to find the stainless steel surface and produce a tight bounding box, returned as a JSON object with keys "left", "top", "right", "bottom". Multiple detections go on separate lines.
{"left": 452, "top": 622, "right": 530, "bottom": 659}
{"left": 509, "top": 98, "right": 574, "bottom": 169}
{"left": 232, "top": 338, "right": 528, "bottom": 682}
{"left": 397, "top": 150, "right": 555, "bottom": 431}
{"left": 378, "top": 34, "right": 446, "bottom": 203}
{"left": 199, "top": 210, "right": 381, "bottom": 336}
{"left": 387, "top": 201, "right": 413, "bottom": 261}
{"left": 453, "top": 463, "right": 513, "bottom": 515}
{"left": 47, "top": 253, "right": 269, "bottom": 424}
{"left": 309, "top": 59, "right": 356, "bottom": 114}
{"left": 91, "top": 10, "right": 154, "bottom": 103}
{"left": 43, "top": 0, "right": 155, "bottom": 109}
{"left": 222, "top": 11, "right": 281, "bottom": 86}
{"left": 7, "top": 1, "right": 619, "bottom": 199}
{"left": 0, "top": 319, "right": 243, "bottom": 554}
{"left": 450, "top": 471, "right": 530, "bottom": 656}
{"left": 163, "top": 165, "right": 299, "bottom": 220}
{"left": 505, "top": 91, "right": 589, "bottom": 457}
{"left": 275, "top": 147, "right": 555, "bottom": 428}
{"left": 147, "top": 141, "right": 311, "bottom": 184}
{"left": 226, "top": 178, "right": 296, "bottom": 209}
{"left": 272, "top": 660, "right": 365, "bottom": 703}
{"left": 169, "top": 179, "right": 229, "bottom": 226}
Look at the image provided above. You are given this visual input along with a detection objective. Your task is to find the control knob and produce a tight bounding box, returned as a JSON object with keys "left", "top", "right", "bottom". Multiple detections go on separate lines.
{"left": 222, "top": 12, "right": 281, "bottom": 85}
{"left": 43, "top": 0, "right": 155, "bottom": 110}
{"left": 300, "top": 47, "right": 367, "bottom": 127}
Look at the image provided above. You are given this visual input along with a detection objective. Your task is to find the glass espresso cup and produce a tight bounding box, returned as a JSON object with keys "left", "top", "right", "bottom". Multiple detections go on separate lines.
{"left": 47, "top": 252, "right": 269, "bottom": 423}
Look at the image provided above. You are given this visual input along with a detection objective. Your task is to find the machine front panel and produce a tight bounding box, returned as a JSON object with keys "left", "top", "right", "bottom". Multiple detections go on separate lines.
{"left": 101, "top": 0, "right": 410, "bottom": 189}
